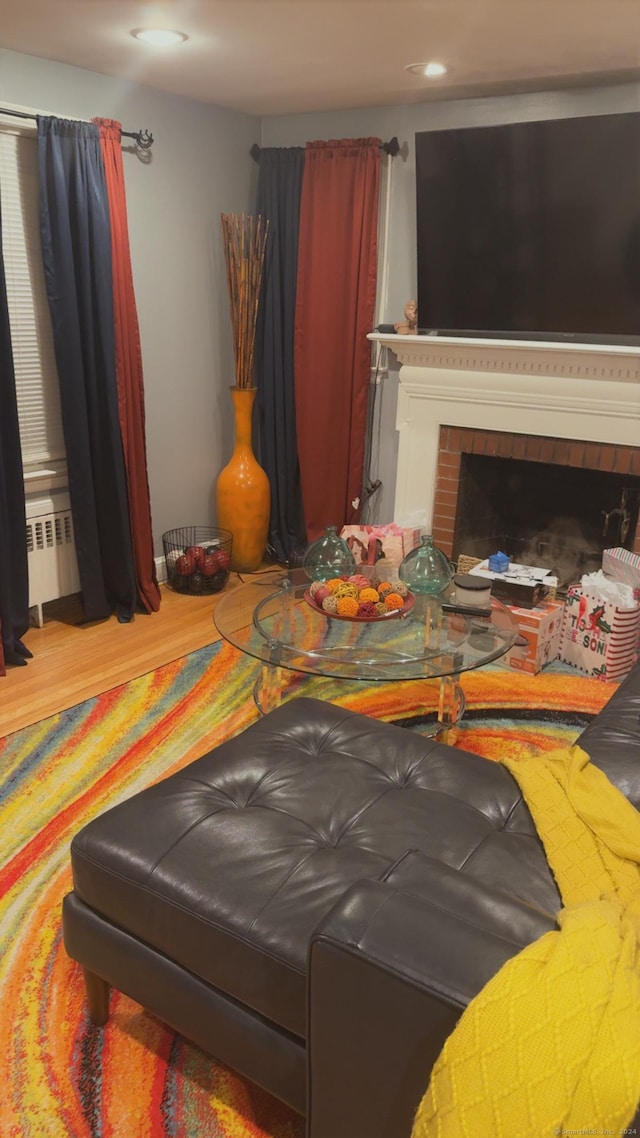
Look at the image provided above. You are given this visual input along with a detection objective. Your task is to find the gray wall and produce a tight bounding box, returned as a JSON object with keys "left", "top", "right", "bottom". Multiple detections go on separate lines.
{"left": 0, "top": 48, "right": 260, "bottom": 554}
{"left": 1, "top": 47, "right": 638, "bottom": 545}
{"left": 261, "top": 82, "right": 640, "bottom": 521}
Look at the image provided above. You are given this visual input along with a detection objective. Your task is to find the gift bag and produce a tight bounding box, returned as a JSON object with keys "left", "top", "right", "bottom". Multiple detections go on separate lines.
{"left": 340, "top": 524, "right": 421, "bottom": 575}
{"left": 559, "top": 575, "right": 640, "bottom": 682}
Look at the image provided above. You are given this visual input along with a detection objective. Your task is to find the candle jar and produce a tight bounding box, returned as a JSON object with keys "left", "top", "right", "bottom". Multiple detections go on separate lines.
{"left": 453, "top": 573, "right": 492, "bottom": 608}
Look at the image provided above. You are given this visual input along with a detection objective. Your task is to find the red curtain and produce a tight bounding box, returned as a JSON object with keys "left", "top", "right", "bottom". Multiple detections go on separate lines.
{"left": 294, "top": 138, "right": 381, "bottom": 541}
{"left": 94, "top": 119, "right": 160, "bottom": 613}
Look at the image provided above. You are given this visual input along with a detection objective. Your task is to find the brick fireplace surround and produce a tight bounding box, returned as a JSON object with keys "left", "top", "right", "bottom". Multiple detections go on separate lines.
{"left": 369, "top": 331, "right": 640, "bottom": 559}
{"left": 434, "top": 425, "right": 640, "bottom": 558}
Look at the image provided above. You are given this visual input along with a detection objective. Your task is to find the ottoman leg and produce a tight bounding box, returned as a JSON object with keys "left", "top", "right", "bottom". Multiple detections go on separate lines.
{"left": 83, "top": 967, "right": 110, "bottom": 1025}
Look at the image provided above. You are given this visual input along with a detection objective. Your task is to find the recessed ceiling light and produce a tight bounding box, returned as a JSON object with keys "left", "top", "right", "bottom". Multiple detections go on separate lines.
{"left": 131, "top": 28, "right": 188, "bottom": 47}
{"left": 405, "top": 61, "right": 448, "bottom": 79}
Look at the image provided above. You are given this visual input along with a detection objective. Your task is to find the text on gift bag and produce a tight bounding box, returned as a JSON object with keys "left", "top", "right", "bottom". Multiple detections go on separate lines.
{"left": 559, "top": 587, "right": 640, "bottom": 681}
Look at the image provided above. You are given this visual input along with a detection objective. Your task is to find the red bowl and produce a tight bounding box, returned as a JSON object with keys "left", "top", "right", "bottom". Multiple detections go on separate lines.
{"left": 304, "top": 588, "right": 414, "bottom": 622}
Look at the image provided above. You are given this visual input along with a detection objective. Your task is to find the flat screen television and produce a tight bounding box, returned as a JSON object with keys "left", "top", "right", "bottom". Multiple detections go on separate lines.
{"left": 415, "top": 111, "right": 640, "bottom": 344}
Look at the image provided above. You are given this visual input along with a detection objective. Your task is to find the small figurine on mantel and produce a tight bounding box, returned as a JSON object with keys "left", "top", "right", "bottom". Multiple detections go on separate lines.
{"left": 394, "top": 299, "right": 418, "bottom": 335}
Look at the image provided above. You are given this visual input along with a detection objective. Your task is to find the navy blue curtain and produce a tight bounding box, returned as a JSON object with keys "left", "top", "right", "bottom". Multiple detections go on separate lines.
{"left": 0, "top": 194, "right": 31, "bottom": 669}
{"left": 38, "top": 117, "right": 137, "bottom": 622}
{"left": 255, "top": 147, "right": 307, "bottom": 565}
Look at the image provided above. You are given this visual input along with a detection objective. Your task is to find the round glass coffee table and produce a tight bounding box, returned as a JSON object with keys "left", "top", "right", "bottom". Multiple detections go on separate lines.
{"left": 214, "top": 569, "right": 519, "bottom": 738}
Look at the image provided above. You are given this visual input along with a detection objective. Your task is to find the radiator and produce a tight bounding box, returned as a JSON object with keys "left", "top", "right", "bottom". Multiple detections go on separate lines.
{"left": 26, "top": 508, "right": 80, "bottom": 625}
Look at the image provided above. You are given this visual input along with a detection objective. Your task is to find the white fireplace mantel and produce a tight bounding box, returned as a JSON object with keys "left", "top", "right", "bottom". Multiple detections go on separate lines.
{"left": 368, "top": 332, "right": 640, "bottom": 530}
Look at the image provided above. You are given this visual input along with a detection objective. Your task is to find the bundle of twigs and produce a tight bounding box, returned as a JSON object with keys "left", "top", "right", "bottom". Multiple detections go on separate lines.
{"left": 220, "top": 212, "right": 269, "bottom": 390}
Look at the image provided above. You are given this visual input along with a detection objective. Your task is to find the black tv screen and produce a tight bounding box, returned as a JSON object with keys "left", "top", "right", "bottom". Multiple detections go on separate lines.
{"left": 415, "top": 112, "right": 640, "bottom": 343}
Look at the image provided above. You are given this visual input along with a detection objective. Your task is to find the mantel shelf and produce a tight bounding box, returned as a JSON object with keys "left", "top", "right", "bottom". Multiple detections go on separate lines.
{"left": 368, "top": 331, "right": 640, "bottom": 358}
{"left": 367, "top": 331, "right": 640, "bottom": 383}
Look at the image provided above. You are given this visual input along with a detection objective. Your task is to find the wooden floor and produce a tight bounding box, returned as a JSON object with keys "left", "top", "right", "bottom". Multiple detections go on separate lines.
{"left": 0, "top": 570, "right": 276, "bottom": 739}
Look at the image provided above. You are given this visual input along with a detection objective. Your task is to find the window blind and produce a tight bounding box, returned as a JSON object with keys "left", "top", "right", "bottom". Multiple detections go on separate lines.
{"left": 0, "top": 129, "right": 66, "bottom": 466}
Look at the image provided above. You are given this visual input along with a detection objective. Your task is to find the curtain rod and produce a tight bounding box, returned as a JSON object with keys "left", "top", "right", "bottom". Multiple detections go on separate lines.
{"left": 250, "top": 136, "right": 400, "bottom": 161}
{"left": 0, "top": 106, "right": 154, "bottom": 149}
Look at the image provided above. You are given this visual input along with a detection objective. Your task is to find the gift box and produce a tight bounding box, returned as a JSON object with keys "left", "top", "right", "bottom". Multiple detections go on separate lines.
{"left": 468, "top": 560, "right": 558, "bottom": 608}
{"left": 496, "top": 599, "right": 565, "bottom": 675}
{"left": 340, "top": 524, "right": 421, "bottom": 575}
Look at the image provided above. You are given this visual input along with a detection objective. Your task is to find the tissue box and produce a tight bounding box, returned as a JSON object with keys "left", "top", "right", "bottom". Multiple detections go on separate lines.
{"left": 469, "top": 560, "right": 558, "bottom": 608}
{"left": 488, "top": 551, "right": 510, "bottom": 573}
{"left": 497, "top": 599, "right": 565, "bottom": 674}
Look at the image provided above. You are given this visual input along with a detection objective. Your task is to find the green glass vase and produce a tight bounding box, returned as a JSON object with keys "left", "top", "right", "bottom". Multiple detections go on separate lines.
{"left": 399, "top": 534, "right": 453, "bottom": 595}
{"left": 303, "top": 525, "right": 356, "bottom": 582}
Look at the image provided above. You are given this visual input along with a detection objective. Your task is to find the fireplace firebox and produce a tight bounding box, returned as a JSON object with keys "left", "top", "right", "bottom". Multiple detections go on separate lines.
{"left": 452, "top": 452, "right": 640, "bottom": 589}
{"left": 432, "top": 425, "right": 640, "bottom": 575}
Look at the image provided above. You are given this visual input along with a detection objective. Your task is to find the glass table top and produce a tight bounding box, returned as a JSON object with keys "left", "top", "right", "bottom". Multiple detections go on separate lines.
{"left": 214, "top": 569, "right": 519, "bottom": 682}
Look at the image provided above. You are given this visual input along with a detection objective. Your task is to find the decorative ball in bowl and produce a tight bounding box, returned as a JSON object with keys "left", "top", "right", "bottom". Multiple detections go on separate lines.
{"left": 162, "top": 526, "right": 233, "bottom": 595}
{"left": 304, "top": 574, "right": 414, "bottom": 621}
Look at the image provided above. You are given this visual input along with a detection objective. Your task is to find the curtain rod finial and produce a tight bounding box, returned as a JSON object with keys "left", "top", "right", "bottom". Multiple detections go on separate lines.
{"left": 134, "top": 129, "right": 154, "bottom": 150}
{"left": 383, "top": 136, "right": 400, "bottom": 157}
{"left": 250, "top": 143, "right": 261, "bottom": 161}
{"left": 120, "top": 127, "right": 154, "bottom": 149}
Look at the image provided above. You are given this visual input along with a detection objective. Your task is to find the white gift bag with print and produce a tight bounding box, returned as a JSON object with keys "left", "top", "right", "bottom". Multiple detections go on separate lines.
{"left": 559, "top": 580, "right": 640, "bottom": 682}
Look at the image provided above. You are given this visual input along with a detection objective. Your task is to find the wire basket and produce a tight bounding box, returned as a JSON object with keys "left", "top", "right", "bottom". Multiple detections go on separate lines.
{"left": 456, "top": 554, "right": 483, "bottom": 575}
{"left": 162, "top": 527, "right": 233, "bottom": 595}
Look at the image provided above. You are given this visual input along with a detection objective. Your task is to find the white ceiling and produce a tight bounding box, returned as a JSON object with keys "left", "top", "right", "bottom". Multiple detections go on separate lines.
{"left": 1, "top": 0, "right": 640, "bottom": 117}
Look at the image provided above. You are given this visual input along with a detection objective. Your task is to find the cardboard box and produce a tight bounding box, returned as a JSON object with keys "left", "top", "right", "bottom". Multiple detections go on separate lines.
{"left": 469, "top": 560, "right": 558, "bottom": 608}
{"left": 496, "top": 599, "right": 565, "bottom": 674}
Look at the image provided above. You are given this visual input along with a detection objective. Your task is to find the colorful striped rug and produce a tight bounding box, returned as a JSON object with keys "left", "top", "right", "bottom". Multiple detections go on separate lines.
{"left": 0, "top": 641, "right": 616, "bottom": 1137}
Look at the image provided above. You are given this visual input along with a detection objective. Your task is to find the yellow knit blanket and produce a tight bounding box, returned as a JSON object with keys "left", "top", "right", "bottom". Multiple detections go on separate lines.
{"left": 411, "top": 745, "right": 640, "bottom": 1137}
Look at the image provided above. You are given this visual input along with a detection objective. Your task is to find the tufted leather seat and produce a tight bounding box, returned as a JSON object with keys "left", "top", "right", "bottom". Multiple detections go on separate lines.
{"left": 63, "top": 669, "right": 640, "bottom": 1138}
{"left": 69, "top": 698, "right": 560, "bottom": 1041}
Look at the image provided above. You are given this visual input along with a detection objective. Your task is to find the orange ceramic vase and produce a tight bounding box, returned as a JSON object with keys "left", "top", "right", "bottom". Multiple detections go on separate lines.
{"left": 216, "top": 386, "right": 270, "bottom": 573}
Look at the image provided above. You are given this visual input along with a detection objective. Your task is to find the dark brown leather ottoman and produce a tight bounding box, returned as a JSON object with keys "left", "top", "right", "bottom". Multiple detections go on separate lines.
{"left": 63, "top": 679, "right": 640, "bottom": 1138}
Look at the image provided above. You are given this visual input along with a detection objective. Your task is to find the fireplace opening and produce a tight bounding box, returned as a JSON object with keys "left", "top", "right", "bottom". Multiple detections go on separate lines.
{"left": 452, "top": 454, "right": 640, "bottom": 590}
